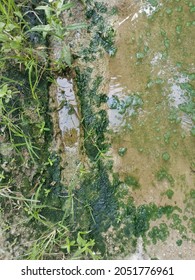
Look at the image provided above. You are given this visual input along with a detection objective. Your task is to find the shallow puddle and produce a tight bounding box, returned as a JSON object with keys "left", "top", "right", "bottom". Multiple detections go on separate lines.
{"left": 56, "top": 77, "right": 80, "bottom": 148}
{"left": 55, "top": 77, "right": 81, "bottom": 186}
{"left": 107, "top": 0, "right": 195, "bottom": 258}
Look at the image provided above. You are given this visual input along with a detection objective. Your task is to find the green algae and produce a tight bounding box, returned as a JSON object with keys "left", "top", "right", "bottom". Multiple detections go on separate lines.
{"left": 148, "top": 223, "right": 170, "bottom": 244}
{"left": 71, "top": 57, "right": 190, "bottom": 255}
{"left": 118, "top": 147, "right": 127, "bottom": 157}
{"left": 55, "top": 0, "right": 195, "bottom": 258}
{"left": 124, "top": 175, "right": 141, "bottom": 190}
{"left": 162, "top": 152, "right": 170, "bottom": 161}
{"left": 165, "top": 189, "right": 174, "bottom": 199}
{"left": 108, "top": 94, "right": 143, "bottom": 113}
{"left": 3, "top": 0, "right": 195, "bottom": 260}
{"left": 171, "top": 213, "right": 187, "bottom": 235}
{"left": 77, "top": 162, "right": 119, "bottom": 254}
{"left": 75, "top": 67, "right": 109, "bottom": 160}
{"left": 134, "top": 204, "right": 179, "bottom": 238}
{"left": 81, "top": 1, "right": 117, "bottom": 61}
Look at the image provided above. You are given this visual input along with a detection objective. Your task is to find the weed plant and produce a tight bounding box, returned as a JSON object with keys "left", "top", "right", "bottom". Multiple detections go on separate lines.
{"left": 0, "top": 0, "right": 96, "bottom": 260}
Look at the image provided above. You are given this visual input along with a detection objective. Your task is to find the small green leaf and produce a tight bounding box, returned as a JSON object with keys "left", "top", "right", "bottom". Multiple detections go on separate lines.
{"left": 0, "top": 22, "right": 5, "bottom": 30}
{"left": 5, "top": 23, "right": 17, "bottom": 32}
{"left": 0, "top": 85, "right": 8, "bottom": 98}
{"left": 60, "top": 3, "right": 75, "bottom": 12}
{"left": 66, "top": 23, "right": 87, "bottom": 31}
{"left": 61, "top": 237, "right": 75, "bottom": 253}
{"left": 35, "top": 5, "right": 53, "bottom": 12}
{"left": 77, "top": 232, "right": 87, "bottom": 247}
{"left": 29, "top": 24, "right": 54, "bottom": 33}
{"left": 35, "top": 6, "right": 52, "bottom": 19}
{"left": 60, "top": 45, "right": 72, "bottom": 67}
{"left": 0, "top": 34, "right": 8, "bottom": 42}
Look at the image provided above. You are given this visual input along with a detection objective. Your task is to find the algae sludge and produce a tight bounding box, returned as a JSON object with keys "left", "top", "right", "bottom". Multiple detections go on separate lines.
{"left": 0, "top": 0, "right": 194, "bottom": 259}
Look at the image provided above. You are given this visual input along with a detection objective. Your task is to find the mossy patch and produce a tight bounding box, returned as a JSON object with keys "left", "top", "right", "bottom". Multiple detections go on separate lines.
{"left": 124, "top": 175, "right": 141, "bottom": 190}
{"left": 148, "top": 223, "right": 170, "bottom": 244}
{"left": 165, "top": 189, "right": 174, "bottom": 199}
{"left": 156, "top": 168, "right": 174, "bottom": 186}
